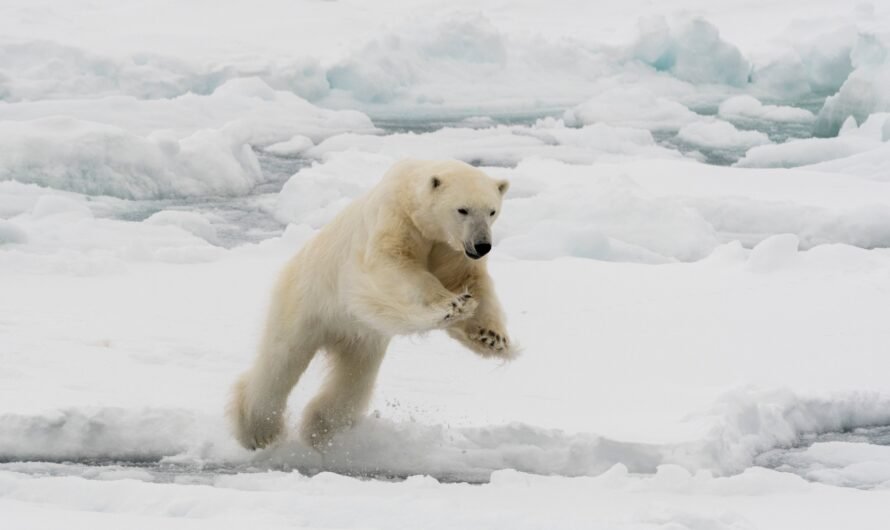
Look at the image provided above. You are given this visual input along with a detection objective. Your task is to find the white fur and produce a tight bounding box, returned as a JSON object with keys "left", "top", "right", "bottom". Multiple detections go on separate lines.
{"left": 229, "top": 159, "right": 513, "bottom": 450}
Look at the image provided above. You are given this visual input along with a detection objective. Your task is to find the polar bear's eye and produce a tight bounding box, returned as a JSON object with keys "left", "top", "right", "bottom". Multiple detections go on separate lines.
{"left": 457, "top": 208, "right": 468, "bottom": 215}
{"left": 490, "top": 210, "right": 496, "bottom": 216}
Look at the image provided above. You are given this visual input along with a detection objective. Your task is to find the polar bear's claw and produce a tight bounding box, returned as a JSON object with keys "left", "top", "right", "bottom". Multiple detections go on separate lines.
{"left": 441, "top": 291, "right": 477, "bottom": 324}
{"left": 471, "top": 327, "right": 509, "bottom": 352}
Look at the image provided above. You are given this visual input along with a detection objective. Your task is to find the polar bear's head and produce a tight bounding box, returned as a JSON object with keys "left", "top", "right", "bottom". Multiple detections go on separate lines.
{"left": 412, "top": 161, "right": 509, "bottom": 260}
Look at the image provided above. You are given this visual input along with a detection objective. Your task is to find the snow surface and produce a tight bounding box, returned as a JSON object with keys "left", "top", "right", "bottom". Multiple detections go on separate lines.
{"left": 3, "top": 0, "right": 890, "bottom": 528}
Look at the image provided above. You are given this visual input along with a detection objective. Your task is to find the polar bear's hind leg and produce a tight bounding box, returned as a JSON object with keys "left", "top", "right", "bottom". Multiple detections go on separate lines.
{"left": 300, "top": 334, "right": 389, "bottom": 449}
{"left": 229, "top": 318, "right": 321, "bottom": 450}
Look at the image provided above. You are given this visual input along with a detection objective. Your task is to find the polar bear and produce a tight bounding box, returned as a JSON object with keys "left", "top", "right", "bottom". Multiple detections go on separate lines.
{"left": 230, "top": 159, "right": 513, "bottom": 450}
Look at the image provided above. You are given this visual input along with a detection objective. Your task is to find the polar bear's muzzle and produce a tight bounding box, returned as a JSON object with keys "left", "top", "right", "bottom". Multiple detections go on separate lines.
{"left": 461, "top": 217, "right": 493, "bottom": 259}
{"left": 465, "top": 241, "right": 492, "bottom": 259}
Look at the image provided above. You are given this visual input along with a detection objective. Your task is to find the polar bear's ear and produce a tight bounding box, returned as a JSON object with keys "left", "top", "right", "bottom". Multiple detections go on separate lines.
{"left": 431, "top": 176, "right": 442, "bottom": 190}
{"left": 497, "top": 179, "right": 510, "bottom": 195}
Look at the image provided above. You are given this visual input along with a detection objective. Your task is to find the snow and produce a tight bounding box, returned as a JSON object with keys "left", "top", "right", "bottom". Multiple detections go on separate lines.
{"left": 748, "top": 25, "right": 858, "bottom": 100}
{"left": 563, "top": 86, "right": 702, "bottom": 131}
{"left": 735, "top": 135, "right": 878, "bottom": 168}
{"left": 144, "top": 211, "right": 220, "bottom": 245}
{"left": 275, "top": 152, "right": 394, "bottom": 227}
{"left": 306, "top": 120, "right": 680, "bottom": 168}
{"left": 0, "top": 78, "right": 376, "bottom": 143}
{"left": 745, "top": 233, "right": 801, "bottom": 272}
{"left": 814, "top": 33, "right": 890, "bottom": 136}
{"left": 718, "top": 95, "right": 816, "bottom": 123}
{"left": 0, "top": 219, "right": 27, "bottom": 245}
{"left": 633, "top": 16, "right": 751, "bottom": 86}
{"left": 4, "top": 240, "right": 890, "bottom": 527}
{"left": 735, "top": 112, "right": 890, "bottom": 169}
{"left": 4, "top": 0, "right": 890, "bottom": 528}
{"left": 805, "top": 142, "right": 890, "bottom": 179}
{"left": 763, "top": 441, "right": 890, "bottom": 488}
{"left": 676, "top": 119, "right": 772, "bottom": 150}
{"left": 3, "top": 463, "right": 889, "bottom": 530}
{"left": 0, "top": 116, "right": 265, "bottom": 200}
{"left": 0, "top": 81, "right": 376, "bottom": 199}
{"left": 0, "top": 36, "right": 332, "bottom": 103}
{"left": 262, "top": 135, "right": 314, "bottom": 157}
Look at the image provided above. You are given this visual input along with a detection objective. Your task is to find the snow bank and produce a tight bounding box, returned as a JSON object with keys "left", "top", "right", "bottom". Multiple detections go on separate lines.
{"left": 498, "top": 158, "right": 886, "bottom": 260}
{"left": 0, "top": 181, "right": 86, "bottom": 218}
{"left": 4, "top": 389, "right": 890, "bottom": 481}
{"left": 0, "top": 200, "right": 226, "bottom": 273}
{"left": 759, "top": 440, "right": 890, "bottom": 489}
{"left": 736, "top": 111, "right": 890, "bottom": 169}
{"left": 497, "top": 159, "right": 720, "bottom": 262}
{"left": 814, "top": 34, "right": 890, "bottom": 136}
{"left": 675, "top": 389, "right": 890, "bottom": 474}
{"left": 254, "top": 417, "right": 665, "bottom": 480}
{"left": 0, "top": 79, "right": 376, "bottom": 199}
{"left": 677, "top": 119, "right": 772, "bottom": 150}
{"left": 144, "top": 211, "right": 219, "bottom": 245}
{"left": 501, "top": 158, "right": 890, "bottom": 260}
{"left": 563, "top": 86, "right": 701, "bottom": 131}
{"left": 0, "top": 78, "right": 375, "bottom": 144}
{"left": 686, "top": 196, "right": 890, "bottom": 250}
{"left": 718, "top": 95, "right": 816, "bottom": 123}
{"left": 327, "top": 13, "right": 508, "bottom": 104}
{"left": 0, "top": 408, "right": 217, "bottom": 463}
{"left": 308, "top": 119, "right": 680, "bottom": 167}
{"left": 30, "top": 195, "right": 93, "bottom": 220}
{"left": 746, "top": 234, "right": 801, "bottom": 272}
{"left": 617, "top": 159, "right": 890, "bottom": 250}
{"left": 496, "top": 221, "right": 668, "bottom": 264}
{"left": 632, "top": 16, "right": 750, "bottom": 87}
{"left": 735, "top": 135, "right": 877, "bottom": 168}
{"left": 804, "top": 142, "right": 890, "bottom": 180}
{"left": 0, "top": 40, "right": 331, "bottom": 102}
{"left": 262, "top": 135, "right": 314, "bottom": 157}
{"left": 0, "top": 220, "right": 26, "bottom": 245}
{"left": 9, "top": 459, "right": 887, "bottom": 530}
{"left": 749, "top": 26, "right": 857, "bottom": 100}
{"left": 0, "top": 117, "right": 263, "bottom": 199}
{"left": 275, "top": 152, "right": 394, "bottom": 227}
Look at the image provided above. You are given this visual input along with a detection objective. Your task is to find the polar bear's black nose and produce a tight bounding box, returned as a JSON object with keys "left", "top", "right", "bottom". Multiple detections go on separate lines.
{"left": 474, "top": 242, "right": 491, "bottom": 257}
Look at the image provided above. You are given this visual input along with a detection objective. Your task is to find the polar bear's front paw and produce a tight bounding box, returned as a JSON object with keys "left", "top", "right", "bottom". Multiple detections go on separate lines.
{"left": 441, "top": 291, "right": 478, "bottom": 325}
{"left": 470, "top": 327, "right": 510, "bottom": 354}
